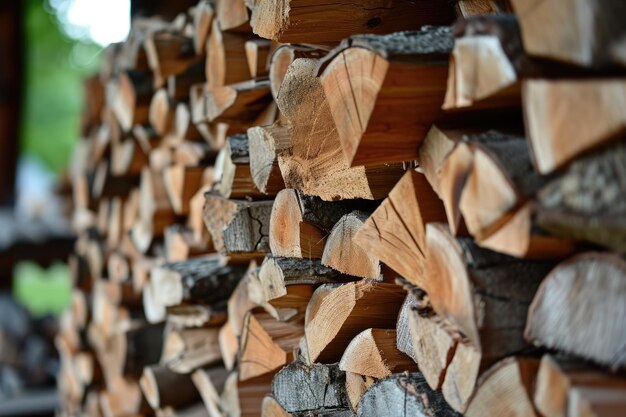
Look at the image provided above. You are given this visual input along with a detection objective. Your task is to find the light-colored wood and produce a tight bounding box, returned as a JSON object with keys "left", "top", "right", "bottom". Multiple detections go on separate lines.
{"left": 321, "top": 28, "right": 453, "bottom": 166}
{"left": 345, "top": 371, "right": 376, "bottom": 413}
{"left": 248, "top": 123, "right": 291, "bottom": 195}
{"left": 268, "top": 45, "right": 327, "bottom": 101}
{"left": 205, "top": 80, "right": 273, "bottom": 123}
{"left": 139, "top": 365, "right": 200, "bottom": 410}
{"left": 277, "top": 57, "right": 404, "bottom": 200}
{"left": 261, "top": 395, "right": 291, "bottom": 417}
{"left": 215, "top": 0, "right": 250, "bottom": 32}
{"left": 354, "top": 170, "right": 445, "bottom": 286}
{"left": 191, "top": 366, "right": 229, "bottom": 417}
{"left": 161, "top": 327, "right": 222, "bottom": 374}
{"left": 144, "top": 30, "right": 197, "bottom": 88}
{"left": 322, "top": 211, "right": 380, "bottom": 279}
{"left": 245, "top": 39, "right": 272, "bottom": 78}
{"left": 207, "top": 24, "right": 252, "bottom": 88}
{"left": 465, "top": 357, "right": 540, "bottom": 417}
{"left": 192, "top": 1, "right": 214, "bottom": 56}
{"left": 220, "top": 372, "right": 273, "bottom": 417}
{"left": 339, "top": 328, "right": 416, "bottom": 379}
{"left": 522, "top": 79, "right": 626, "bottom": 174}
{"left": 249, "top": 0, "right": 454, "bottom": 44}
{"left": 305, "top": 280, "right": 405, "bottom": 364}
{"left": 525, "top": 252, "right": 626, "bottom": 368}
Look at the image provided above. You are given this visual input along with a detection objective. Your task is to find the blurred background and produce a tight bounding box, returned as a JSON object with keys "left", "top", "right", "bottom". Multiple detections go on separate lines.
{"left": 0, "top": 1, "right": 164, "bottom": 414}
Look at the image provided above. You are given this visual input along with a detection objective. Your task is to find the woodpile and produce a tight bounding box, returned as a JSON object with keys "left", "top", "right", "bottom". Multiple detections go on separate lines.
{"left": 59, "top": 1, "right": 626, "bottom": 416}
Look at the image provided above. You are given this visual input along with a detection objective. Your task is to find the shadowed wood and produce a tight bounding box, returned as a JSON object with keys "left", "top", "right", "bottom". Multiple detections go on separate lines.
{"left": 162, "top": 165, "right": 209, "bottom": 215}
{"left": 140, "top": 365, "right": 200, "bottom": 410}
{"left": 191, "top": 366, "right": 229, "bottom": 417}
{"left": 525, "top": 253, "right": 626, "bottom": 368}
{"left": 207, "top": 24, "right": 253, "bottom": 88}
{"left": 220, "top": 372, "right": 273, "bottom": 417}
{"left": 144, "top": 30, "right": 197, "bottom": 88}
{"left": 268, "top": 45, "right": 327, "bottom": 100}
{"left": 261, "top": 395, "right": 291, "bottom": 417}
{"left": 305, "top": 280, "right": 405, "bottom": 364}
{"left": 245, "top": 39, "right": 272, "bottom": 78}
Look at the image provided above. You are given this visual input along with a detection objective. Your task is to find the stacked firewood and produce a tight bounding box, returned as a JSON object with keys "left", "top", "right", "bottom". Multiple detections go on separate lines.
{"left": 58, "top": 0, "right": 626, "bottom": 416}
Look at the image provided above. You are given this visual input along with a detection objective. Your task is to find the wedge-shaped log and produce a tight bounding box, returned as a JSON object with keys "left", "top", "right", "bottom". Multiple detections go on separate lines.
{"left": 523, "top": 79, "right": 626, "bottom": 174}
{"left": 339, "top": 329, "right": 416, "bottom": 379}
{"left": 525, "top": 253, "right": 626, "bottom": 368}
{"left": 191, "top": 366, "right": 229, "bottom": 417}
{"left": 220, "top": 372, "right": 273, "bottom": 417}
{"left": 249, "top": 0, "right": 454, "bottom": 44}
{"left": 248, "top": 123, "right": 291, "bottom": 195}
{"left": 305, "top": 280, "right": 405, "bottom": 364}
{"left": 207, "top": 24, "right": 253, "bottom": 88}
{"left": 205, "top": 79, "right": 273, "bottom": 123}
{"left": 511, "top": 0, "right": 626, "bottom": 68}
{"left": 354, "top": 171, "right": 445, "bottom": 286}
{"left": 238, "top": 311, "right": 304, "bottom": 381}
{"left": 161, "top": 326, "right": 221, "bottom": 374}
{"left": 357, "top": 372, "right": 461, "bottom": 417}
{"left": 203, "top": 194, "right": 273, "bottom": 255}
{"left": 277, "top": 57, "right": 404, "bottom": 200}
{"left": 140, "top": 365, "right": 200, "bottom": 410}
{"left": 322, "top": 211, "right": 380, "bottom": 279}
{"left": 110, "top": 70, "right": 153, "bottom": 132}
{"left": 320, "top": 28, "right": 453, "bottom": 166}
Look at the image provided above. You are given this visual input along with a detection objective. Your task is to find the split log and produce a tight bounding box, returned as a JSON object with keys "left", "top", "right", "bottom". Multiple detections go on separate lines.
{"left": 276, "top": 57, "right": 404, "bottom": 200}
{"left": 205, "top": 79, "right": 273, "bottom": 123}
{"left": 161, "top": 326, "right": 221, "bottom": 373}
{"left": 321, "top": 211, "right": 379, "bottom": 279}
{"left": 140, "top": 365, "right": 200, "bottom": 410}
{"left": 339, "top": 329, "right": 416, "bottom": 379}
{"left": 111, "top": 137, "right": 150, "bottom": 176}
{"left": 354, "top": 170, "right": 446, "bottom": 286}
{"left": 248, "top": 123, "right": 291, "bottom": 195}
{"left": 357, "top": 372, "right": 461, "bottom": 417}
{"left": 207, "top": 25, "right": 252, "bottom": 88}
{"left": 163, "top": 165, "right": 210, "bottom": 215}
{"left": 269, "top": 189, "right": 377, "bottom": 259}
{"left": 320, "top": 28, "right": 453, "bottom": 166}
{"left": 144, "top": 30, "right": 197, "bottom": 88}
{"left": 187, "top": 184, "right": 213, "bottom": 244}
{"left": 245, "top": 39, "right": 272, "bottom": 78}
{"left": 203, "top": 194, "right": 273, "bottom": 256}
{"left": 110, "top": 70, "right": 153, "bottom": 131}
{"left": 221, "top": 372, "right": 273, "bottom": 417}
{"left": 511, "top": 0, "right": 626, "bottom": 68}
{"left": 261, "top": 396, "right": 290, "bottom": 417}
{"left": 258, "top": 257, "right": 352, "bottom": 316}
{"left": 271, "top": 362, "right": 349, "bottom": 414}
{"left": 423, "top": 223, "right": 554, "bottom": 410}
{"left": 215, "top": 0, "right": 250, "bottom": 32}
{"left": 305, "top": 280, "right": 405, "bottom": 364}
{"left": 268, "top": 45, "right": 327, "bottom": 100}
{"left": 533, "top": 355, "right": 626, "bottom": 417}
{"left": 167, "top": 55, "right": 205, "bottom": 101}
{"left": 523, "top": 79, "right": 626, "bottom": 174}
{"left": 395, "top": 292, "right": 421, "bottom": 364}
{"left": 149, "top": 257, "right": 246, "bottom": 313}
{"left": 249, "top": 0, "right": 454, "bottom": 44}
{"left": 537, "top": 142, "right": 626, "bottom": 252}
{"left": 164, "top": 224, "right": 213, "bottom": 262}
{"left": 457, "top": 132, "right": 545, "bottom": 240}
{"left": 465, "top": 357, "right": 540, "bottom": 417}
{"left": 238, "top": 311, "right": 304, "bottom": 381}
{"left": 345, "top": 371, "right": 375, "bottom": 413}
{"left": 149, "top": 88, "right": 177, "bottom": 135}
{"left": 525, "top": 253, "right": 626, "bottom": 368}
{"left": 417, "top": 125, "right": 465, "bottom": 198}
{"left": 157, "top": 403, "right": 211, "bottom": 417}
{"left": 191, "top": 1, "right": 214, "bottom": 56}
{"left": 191, "top": 366, "right": 229, "bottom": 417}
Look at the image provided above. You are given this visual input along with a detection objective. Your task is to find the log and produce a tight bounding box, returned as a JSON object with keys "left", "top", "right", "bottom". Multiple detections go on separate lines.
{"left": 144, "top": 30, "right": 197, "bottom": 88}
{"left": 205, "top": 79, "right": 273, "bottom": 123}
{"left": 395, "top": 292, "right": 420, "bottom": 364}
{"left": 305, "top": 280, "right": 405, "bottom": 364}
{"left": 163, "top": 165, "right": 209, "bottom": 215}
{"left": 345, "top": 371, "right": 375, "bottom": 413}
{"left": 167, "top": 59, "right": 206, "bottom": 102}
{"left": 191, "top": 1, "right": 214, "bottom": 56}
{"left": 111, "top": 70, "right": 153, "bottom": 131}
{"left": 320, "top": 28, "right": 453, "bottom": 166}
{"left": 215, "top": 0, "right": 250, "bottom": 32}
{"left": 525, "top": 252, "right": 626, "bottom": 368}
{"left": 271, "top": 362, "right": 349, "bottom": 414}
{"left": 339, "top": 329, "right": 416, "bottom": 379}
{"left": 207, "top": 24, "right": 252, "bottom": 88}
{"left": 534, "top": 354, "right": 626, "bottom": 417}
{"left": 511, "top": 0, "right": 626, "bottom": 68}
{"left": 149, "top": 88, "right": 177, "bottom": 136}
{"left": 522, "top": 79, "right": 626, "bottom": 174}
{"left": 321, "top": 211, "right": 379, "bottom": 279}
{"left": 161, "top": 326, "right": 221, "bottom": 373}
{"left": 276, "top": 57, "right": 404, "bottom": 200}
{"left": 221, "top": 372, "right": 273, "bottom": 417}
{"left": 353, "top": 170, "right": 446, "bottom": 286}
{"left": 245, "top": 39, "right": 272, "bottom": 79}
{"left": 261, "top": 395, "right": 291, "bottom": 417}
{"left": 465, "top": 357, "right": 540, "bottom": 417}
{"left": 268, "top": 45, "right": 327, "bottom": 100}
{"left": 191, "top": 366, "right": 229, "bottom": 417}
{"left": 537, "top": 142, "right": 626, "bottom": 252}
{"left": 458, "top": 131, "right": 546, "bottom": 240}
{"left": 203, "top": 194, "right": 273, "bottom": 255}
{"left": 140, "top": 365, "right": 200, "bottom": 410}
{"left": 238, "top": 311, "right": 304, "bottom": 381}
{"left": 357, "top": 372, "right": 461, "bottom": 417}
{"left": 248, "top": 123, "right": 291, "bottom": 195}
{"left": 249, "top": 0, "right": 454, "bottom": 44}
{"left": 164, "top": 224, "right": 213, "bottom": 262}
{"left": 423, "top": 223, "right": 554, "bottom": 410}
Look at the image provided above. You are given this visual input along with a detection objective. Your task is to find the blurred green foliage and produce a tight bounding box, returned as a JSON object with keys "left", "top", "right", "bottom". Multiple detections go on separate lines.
{"left": 14, "top": 262, "right": 71, "bottom": 317}
{"left": 21, "top": 0, "right": 102, "bottom": 173}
